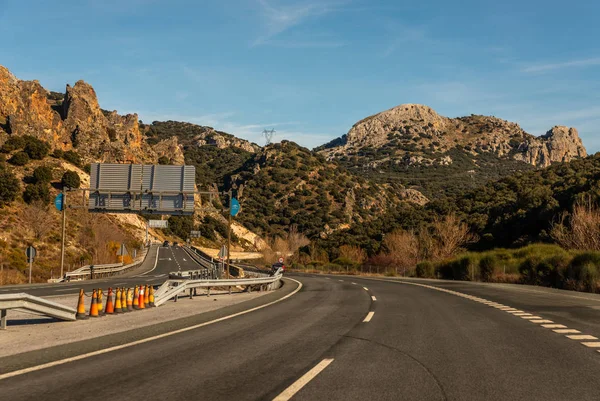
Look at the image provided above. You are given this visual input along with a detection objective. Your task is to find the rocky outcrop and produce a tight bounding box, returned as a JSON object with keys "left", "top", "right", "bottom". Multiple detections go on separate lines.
{"left": 320, "top": 103, "right": 587, "bottom": 168}
{"left": 152, "top": 136, "right": 185, "bottom": 165}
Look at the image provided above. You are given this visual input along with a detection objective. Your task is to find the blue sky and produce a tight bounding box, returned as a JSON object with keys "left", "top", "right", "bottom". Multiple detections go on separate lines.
{"left": 1, "top": 0, "right": 599, "bottom": 151}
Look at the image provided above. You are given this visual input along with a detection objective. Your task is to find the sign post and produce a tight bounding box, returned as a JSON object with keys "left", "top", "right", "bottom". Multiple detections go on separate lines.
{"left": 227, "top": 195, "right": 240, "bottom": 280}
{"left": 26, "top": 246, "right": 37, "bottom": 284}
{"left": 55, "top": 191, "right": 66, "bottom": 279}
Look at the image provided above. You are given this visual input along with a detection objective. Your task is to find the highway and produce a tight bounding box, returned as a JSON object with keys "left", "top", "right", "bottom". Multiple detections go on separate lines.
{"left": 2, "top": 274, "right": 600, "bottom": 400}
{"left": 0, "top": 245, "right": 204, "bottom": 297}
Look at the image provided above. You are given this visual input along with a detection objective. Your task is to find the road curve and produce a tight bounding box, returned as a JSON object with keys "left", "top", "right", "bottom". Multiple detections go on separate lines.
{"left": 1, "top": 274, "right": 600, "bottom": 400}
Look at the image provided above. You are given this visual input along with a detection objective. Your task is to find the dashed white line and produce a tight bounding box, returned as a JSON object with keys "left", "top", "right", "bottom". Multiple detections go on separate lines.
{"left": 530, "top": 319, "right": 554, "bottom": 324}
{"left": 554, "top": 329, "right": 581, "bottom": 334}
{"left": 371, "top": 296, "right": 377, "bottom": 301}
{"left": 338, "top": 280, "right": 344, "bottom": 282}
{"left": 567, "top": 335, "right": 598, "bottom": 341}
{"left": 542, "top": 324, "right": 567, "bottom": 329}
{"left": 351, "top": 282, "right": 357, "bottom": 285}
{"left": 272, "top": 358, "right": 334, "bottom": 401}
{"left": 363, "top": 287, "right": 369, "bottom": 291}
{"left": 520, "top": 316, "right": 542, "bottom": 320}
{"left": 363, "top": 311, "right": 375, "bottom": 323}
{"left": 581, "top": 342, "right": 600, "bottom": 348}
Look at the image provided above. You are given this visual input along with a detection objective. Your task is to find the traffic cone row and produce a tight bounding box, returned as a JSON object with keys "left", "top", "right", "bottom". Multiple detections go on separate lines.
{"left": 74, "top": 285, "right": 156, "bottom": 318}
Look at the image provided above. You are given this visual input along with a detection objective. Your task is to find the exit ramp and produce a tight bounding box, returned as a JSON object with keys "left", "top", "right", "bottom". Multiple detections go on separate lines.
{"left": 0, "top": 293, "right": 77, "bottom": 329}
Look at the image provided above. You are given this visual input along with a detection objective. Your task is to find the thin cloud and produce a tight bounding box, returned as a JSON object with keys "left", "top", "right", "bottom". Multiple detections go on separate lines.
{"left": 252, "top": 0, "right": 343, "bottom": 47}
{"left": 522, "top": 57, "right": 600, "bottom": 73}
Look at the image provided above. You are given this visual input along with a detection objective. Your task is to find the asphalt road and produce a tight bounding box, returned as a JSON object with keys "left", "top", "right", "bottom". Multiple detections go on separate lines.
{"left": 0, "top": 245, "right": 203, "bottom": 297}
{"left": 2, "top": 274, "right": 600, "bottom": 400}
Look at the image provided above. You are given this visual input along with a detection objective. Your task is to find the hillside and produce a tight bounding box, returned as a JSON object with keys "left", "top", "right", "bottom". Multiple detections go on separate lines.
{"left": 318, "top": 104, "right": 587, "bottom": 198}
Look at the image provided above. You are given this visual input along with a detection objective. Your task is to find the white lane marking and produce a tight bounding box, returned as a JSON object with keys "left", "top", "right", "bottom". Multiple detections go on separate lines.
{"left": 351, "top": 282, "right": 357, "bottom": 285}
{"left": 156, "top": 274, "right": 166, "bottom": 278}
{"left": 371, "top": 296, "right": 377, "bottom": 301}
{"left": 520, "top": 316, "right": 542, "bottom": 320}
{"left": 324, "top": 277, "right": 330, "bottom": 280}
{"left": 507, "top": 310, "right": 524, "bottom": 314}
{"left": 363, "top": 287, "right": 369, "bottom": 291}
{"left": 363, "top": 311, "right": 375, "bottom": 323}
{"left": 542, "top": 324, "right": 567, "bottom": 329}
{"left": 338, "top": 280, "right": 343, "bottom": 282}
{"left": 140, "top": 246, "right": 160, "bottom": 276}
{"left": 530, "top": 320, "right": 554, "bottom": 324}
{"left": 567, "top": 335, "right": 598, "bottom": 341}
{"left": 113, "top": 282, "right": 126, "bottom": 286}
{"left": 272, "top": 358, "right": 334, "bottom": 401}
{"left": 55, "top": 288, "right": 78, "bottom": 292}
{"left": 581, "top": 342, "right": 600, "bottom": 348}
{"left": 0, "top": 278, "right": 304, "bottom": 381}
{"left": 512, "top": 313, "right": 532, "bottom": 316}
{"left": 553, "top": 329, "right": 581, "bottom": 334}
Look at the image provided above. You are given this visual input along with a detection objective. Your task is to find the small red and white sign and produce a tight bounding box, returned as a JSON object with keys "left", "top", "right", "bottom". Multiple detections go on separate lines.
{"left": 278, "top": 257, "right": 284, "bottom": 263}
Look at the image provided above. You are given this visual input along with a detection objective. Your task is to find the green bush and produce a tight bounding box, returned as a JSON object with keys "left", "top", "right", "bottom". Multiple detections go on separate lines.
{"left": 518, "top": 256, "right": 543, "bottom": 285}
{"left": 61, "top": 171, "right": 81, "bottom": 189}
{"left": 157, "top": 156, "right": 170, "bottom": 165}
{"left": 566, "top": 253, "right": 600, "bottom": 292}
{"left": 51, "top": 149, "right": 64, "bottom": 158}
{"left": 453, "top": 255, "right": 478, "bottom": 281}
{"left": 479, "top": 255, "right": 497, "bottom": 282}
{"left": 23, "top": 183, "right": 50, "bottom": 204}
{"left": 0, "top": 168, "right": 20, "bottom": 205}
{"left": 416, "top": 261, "right": 434, "bottom": 278}
{"left": 62, "top": 150, "right": 82, "bottom": 167}
{"left": 23, "top": 136, "right": 50, "bottom": 160}
{"left": 32, "top": 166, "right": 53, "bottom": 184}
{"left": 1, "top": 136, "right": 25, "bottom": 153}
{"left": 8, "top": 151, "right": 29, "bottom": 166}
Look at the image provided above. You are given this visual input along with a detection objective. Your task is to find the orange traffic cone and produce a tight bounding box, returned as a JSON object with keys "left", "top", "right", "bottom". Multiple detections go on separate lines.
{"left": 149, "top": 286, "right": 155, "bottom": 307}
{"left": 143, "top": 285, "right": 150, "bottom": 308}
{"left": 114, "top": 288, "right": 123, "bottom": 313}
{"left": 126, "top": 288, "right": 134, "bottom": 311}
{"left": 76, "top": 289, "right": 87, "bottom": 319}
{"left": 121, "top": 288, "right": 128, "bottom": 313}
{"left": 133, "top": 286, "right": 140, "bottom": 310}
{"left": 89, "top": 289, "right": 99, "bottom": 318}
{"left": 97, "top": 289, "right": 105, "bottom": 316}
{"left": 104, "top": 288, "right": 114, "bottom": 314}
{"left": 138, "top": 285, "right": 145, "bottom": 310}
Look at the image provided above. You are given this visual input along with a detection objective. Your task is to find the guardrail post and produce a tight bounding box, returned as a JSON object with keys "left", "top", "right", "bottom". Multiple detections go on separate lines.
{"left": 1, "top": 309, "right": 6, "bottom": 329}
{"left": 207, "top": 287, "right": 210, "bottom": 297}
{"left": 189, "top": 288, "right": 193, "bottom": 299}
{"left": 229, "top": 286, "right": 232, "bottom": 295}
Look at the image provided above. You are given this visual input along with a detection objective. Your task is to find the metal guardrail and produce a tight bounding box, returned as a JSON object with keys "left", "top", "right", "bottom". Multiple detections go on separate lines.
{"left": 63, "top": 246, "right": 152, "bottom": 281}
{"left": 0, "top": 293, "right": 77, "bottom": 329}
{"left": 154, "top": 273, "right": 283, "bottom": 307}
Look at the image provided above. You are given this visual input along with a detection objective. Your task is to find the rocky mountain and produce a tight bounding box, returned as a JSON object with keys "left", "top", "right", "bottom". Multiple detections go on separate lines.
{"left": 318, "top": 104, "right": 587, "bottom": 197}
{"left": 0, "top": 66, "right": 180, "bottom": 164}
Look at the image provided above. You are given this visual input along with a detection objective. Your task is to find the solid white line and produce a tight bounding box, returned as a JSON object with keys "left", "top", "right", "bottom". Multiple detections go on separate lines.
{"left": 363, "top": 311, "right": 374, "bottom": 323}
{"left": 0, "top": 278, "right": 304, "bottom": 381}
{"left": 140, "top": 246, "right": 160, "bottom": 276}
{"left": 363, "top": 287, "right": 368, "bottom": 291}
{"left": 272, "top": 358, "right": 334, "bottom": 401}
{"left": 541, "top": 324, "right": 567, "bottom": 329}
{"left": 553, "top": 329, "right": 581, "bottom": 334}
{"left": 371, "top": 296, "right": 377, "bottom": 301}
{"left": 580, "top": 342, "right": 600, "bottom": 348}
{"left": 566, "top": 335, "right": 598, "bottom": 341}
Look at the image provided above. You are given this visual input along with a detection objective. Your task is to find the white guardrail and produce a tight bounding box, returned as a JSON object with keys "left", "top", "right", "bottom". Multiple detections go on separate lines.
{"left": 0, "top": 293, "right": 77, "bottom": 329}
{"left": 154, "top": 272, "right": 283, "bottom": 307}
{"left": 62, "top": 246, "right": 153, "bottom": 281}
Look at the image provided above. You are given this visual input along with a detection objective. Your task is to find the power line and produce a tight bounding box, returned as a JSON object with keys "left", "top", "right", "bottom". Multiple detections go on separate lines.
{"left": 263, "top": 129, "right": 275, "bottom": 145}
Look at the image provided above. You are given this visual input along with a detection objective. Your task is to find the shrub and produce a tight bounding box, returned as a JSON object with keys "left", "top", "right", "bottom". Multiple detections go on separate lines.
{"left": 1, "top": 136, "right": 25, "bottom": 153}
{"left": 453, "top": 255, "right": 478, "bottom": 281}
{"left": 23, "top": 136, "right": 50, "bottom": 160}
{"left": 51, "top": 149, "right": 64, "bottom": 158}
{"left": 565, "top": 252, "right": 600, "bottom": 292}
{"left": 479, "top": 255, "right": 497, "bottom": 282}
{"left": 518, "top": 256, "right": 543, "bottom": 285}
{"left": 158, "top": 156, "right": 170, "bottom": 165}
{"left": 0, "top": 169, "right": 20, "bottom": 205}
{"left": 8, "top": 151, "right": 29, "bottom": 166}
{"left": 83, "top": 164, "right": 91, "bottom": 174}
{"left": 63, "top": 150, "right": 82, "bottom": 167}
{"left": 61, "top": 171, "right": 81, "bottom": 189}
{"left": 23, "top": 183, "right": 50, "bottom": 204}
{"left": 32, "top": 166, "right": 53, "bottom": 184}
{"left": 416, "top": 261, "right": 434, "bottom": 278}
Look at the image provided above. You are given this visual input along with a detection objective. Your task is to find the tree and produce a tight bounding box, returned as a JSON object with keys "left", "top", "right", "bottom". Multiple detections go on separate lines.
{"left": 23, "top": 136, "right": 50, "bottom": 160}
{"left": 22, "top": 201, "right": 54, "bottom": 241}
{"left": 23, "top": 183, "right": 50, "bottom": 204}
{"left": 62, "top": 150, "right": 82, "bottom": 167}
{"left": 1, "top": 136, "right": 25, "bottom": 153}
{"left": 61, "top": 171, "right": 81, "bottom": 189}
{"left": 0, "top": 168, "right": 20, "bottom": 205}
{"left": 32, "top": 166, "right": 53, "bottom": 184}
{"left": 551, "top": 198, "right": 600, "bottom": 251}
{"left": 8, "top": 151, "right": 29, "bottom": 166}
{"left": 431, "top": 213, "right": 476, "bottom": 260}
{"left": 167, "top": 216, "right": 194, "bottom": 240}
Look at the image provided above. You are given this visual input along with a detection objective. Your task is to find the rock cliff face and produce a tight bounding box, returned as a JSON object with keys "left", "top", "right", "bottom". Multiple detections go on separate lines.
{"left": 0, "top": 66, "right": 175, "bottom": 164}
{"left": 320, "top": 104, "right": 587, "bottom": 168}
